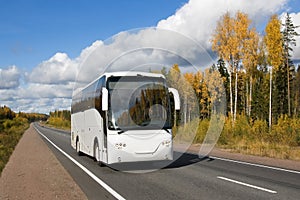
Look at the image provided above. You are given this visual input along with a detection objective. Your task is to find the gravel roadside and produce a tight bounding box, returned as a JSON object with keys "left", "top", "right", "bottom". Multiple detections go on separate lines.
{"left": 0, "top": 124, "right": 87, "bottom": 200}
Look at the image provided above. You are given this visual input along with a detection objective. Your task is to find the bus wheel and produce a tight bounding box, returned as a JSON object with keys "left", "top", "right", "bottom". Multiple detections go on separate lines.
{"left": 94, "top": 142, "right": 99, "bottom": 162}
{"left": 76, "top": 140, "right": 82, "bottom": 156}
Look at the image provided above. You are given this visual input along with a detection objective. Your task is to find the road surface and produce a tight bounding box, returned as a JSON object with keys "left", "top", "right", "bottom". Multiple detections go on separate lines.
{"left": 34, "top": 123, "right": 300, "bottom": 200}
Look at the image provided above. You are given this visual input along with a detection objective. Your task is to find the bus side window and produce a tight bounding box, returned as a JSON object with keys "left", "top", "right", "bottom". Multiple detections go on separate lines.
{"left": 95, "top": 76, "right": 105, "bottom": 112}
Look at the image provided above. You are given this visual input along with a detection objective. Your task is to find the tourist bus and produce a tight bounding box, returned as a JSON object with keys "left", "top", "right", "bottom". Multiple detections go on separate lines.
{"left": 71, "top": 71, "right": 180, "bottom": 165}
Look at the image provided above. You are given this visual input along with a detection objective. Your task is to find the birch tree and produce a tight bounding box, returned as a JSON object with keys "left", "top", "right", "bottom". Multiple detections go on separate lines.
{"left": 212, "top": 12, "right": 237, "bottom": 121}
{"left": 212, "top": 11, "right": 252, "bottom": 122}
{"left": 264, "top": 14, "right": 284, "bottom": 128}
{"left": 242, "top": 28, "right": 259, "bottom": 117}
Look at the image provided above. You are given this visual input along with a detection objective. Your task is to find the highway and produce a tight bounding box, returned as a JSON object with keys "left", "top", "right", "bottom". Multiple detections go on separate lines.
{"left": 34, "top": 123, "right": 300, "bottom": 200}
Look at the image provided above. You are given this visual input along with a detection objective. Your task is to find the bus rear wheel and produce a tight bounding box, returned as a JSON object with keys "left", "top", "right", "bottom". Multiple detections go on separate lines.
{"left": 76, "top": 140, "right": 82, "bottom": 156}
{"left": 94, "top": 142, "right": 99, "bottom": 162}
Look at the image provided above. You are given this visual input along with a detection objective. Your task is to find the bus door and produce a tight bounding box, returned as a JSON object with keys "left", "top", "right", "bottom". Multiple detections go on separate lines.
{"left": 100, "top": 116, "right": 108, "bottom": 163}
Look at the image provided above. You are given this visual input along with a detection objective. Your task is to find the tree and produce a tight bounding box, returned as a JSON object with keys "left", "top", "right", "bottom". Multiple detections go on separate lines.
{"left": 216, "top": 59, "right": 230, "bottom": 113}
{"left": 264, "top": 14, "right": 284, "bottom": 128}
{"left": 212, "top": 12, "right": 236, "bottom": 121}
{"left": 242, "top": 28, "right": 260, "bottom": 117}
{"left": 212, "top": 11, "right": 252, "bottom": 122}
{"left": 295, "top": 66, "right": 300, "bottom": 117}
{"left": 167, "top": 64, "right": 196, "bottom": 125}
{"left": 204, "top": 67, "right": 225, "bottom": 115}
{"left": 282, "top": 13, "right": 299, "bottom": 116}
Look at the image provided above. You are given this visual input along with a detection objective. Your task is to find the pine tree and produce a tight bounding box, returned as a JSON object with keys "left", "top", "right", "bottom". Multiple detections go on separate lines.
{"left": 282, "top": 13, "right": 299, "bottom": 116}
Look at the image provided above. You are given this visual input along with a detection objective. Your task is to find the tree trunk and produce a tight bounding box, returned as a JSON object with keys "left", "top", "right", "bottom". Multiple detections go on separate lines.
{"left": 249, "top": 76, "right": 253, "bottom": 117}
{"left": 229, "top": 72, "right": 233, "bottom": 120}
{"left": 184, "top": 95, "right": 187, "bottom": 125}
{"left": 269, "top": 67, "right": 272, "bottom": 129}
{"left": 246, "top": 80, "right": 249, "bottom": 115}
{"left": 234, "top": 71, "right": 238, "bottom": 122}
{"left": 287, "top": 56, "right": 291, "bottom": 117}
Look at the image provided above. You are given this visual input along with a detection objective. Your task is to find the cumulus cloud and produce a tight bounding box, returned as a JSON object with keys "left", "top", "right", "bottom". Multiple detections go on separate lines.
{"left": 0, "top": 65, "right": 21, "bottom": 89}
{"left": 157, "top": 0, "right": 288, "bottom": 48}
{"left": 2, "top": 0, "right": 295, "bottom": 113}
{"left": 288, "top": 12, "right": 300, "bottom": 61}
{"left": 1, "top": 98, "right": 71, "bottom": 114}
{"left": 27, "top": 52, "right": 77, "bottom": 84}
{"left": 74, "top": 28, "right": 213, "bottom": 89}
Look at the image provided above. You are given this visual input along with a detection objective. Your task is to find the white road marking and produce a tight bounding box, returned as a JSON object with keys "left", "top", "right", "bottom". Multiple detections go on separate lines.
{"left": 217, "top": 176, "right": 277, "bottom": 194}
{"left": 34, "top": 126, "right": 126, "bottom": 200}
{"left": 210, "top": 156, "right": 300, "bottom": 174}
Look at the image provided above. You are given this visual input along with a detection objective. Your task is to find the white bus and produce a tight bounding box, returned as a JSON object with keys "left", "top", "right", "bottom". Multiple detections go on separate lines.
{"left": 71, "top": 71, "right": 180, "bottom": 165}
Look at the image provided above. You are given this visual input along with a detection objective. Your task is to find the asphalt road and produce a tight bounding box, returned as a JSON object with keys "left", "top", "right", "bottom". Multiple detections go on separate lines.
{"left": 34, "top": 123, "right": 300, "bottom": 200}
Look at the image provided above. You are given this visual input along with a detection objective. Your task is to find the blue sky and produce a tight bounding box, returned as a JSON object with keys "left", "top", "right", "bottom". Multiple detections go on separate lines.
{"left": 0, "top": 0, "right": 188, "bottom": 70}
{"left": 1, "top": 0, "right": 300, "bottom": 113}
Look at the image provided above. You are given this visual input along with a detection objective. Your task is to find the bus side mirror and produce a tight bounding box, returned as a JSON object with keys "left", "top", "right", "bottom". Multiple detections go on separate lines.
{"left": 168, "top": 88, "right": 180, "bottom": 110}
{"left": 102, "top": 87, "right": 108, "bottom": 111}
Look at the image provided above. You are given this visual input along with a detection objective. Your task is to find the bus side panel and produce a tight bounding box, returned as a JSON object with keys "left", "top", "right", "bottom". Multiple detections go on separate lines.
{"left": 84, "top": 109, "right": 103, "bottom": 158}
{"left": 71, "top": 112, "right": 84, "bottom": 150}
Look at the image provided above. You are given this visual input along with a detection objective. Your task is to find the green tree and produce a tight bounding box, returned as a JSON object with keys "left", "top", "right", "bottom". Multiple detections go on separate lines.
{"left": 282, "top": 13, "right": 299, "bottom": 116}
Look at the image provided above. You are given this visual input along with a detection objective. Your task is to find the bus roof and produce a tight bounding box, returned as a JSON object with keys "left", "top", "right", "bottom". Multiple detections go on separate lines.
{"left": 73, "top": 71, "right": 166, "bottom": 96}
{"left": 102, "top": 71, "right": 165, "bottom": 79}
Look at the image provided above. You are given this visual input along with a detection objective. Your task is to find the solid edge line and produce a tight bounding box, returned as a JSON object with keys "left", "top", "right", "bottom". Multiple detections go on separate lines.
{"left": 217, "top": 176, "right": 277, "bottom": 194}
{"left": 210, "top": 156, "right": 300, "bottom": 174}
{"left": 34, "top": 126, "right": 126, "bottom": 200}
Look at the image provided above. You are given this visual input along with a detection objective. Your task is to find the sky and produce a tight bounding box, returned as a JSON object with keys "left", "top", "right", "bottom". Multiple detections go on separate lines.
{"left": 1, "top": 0, "right": 300, "bottom": 114}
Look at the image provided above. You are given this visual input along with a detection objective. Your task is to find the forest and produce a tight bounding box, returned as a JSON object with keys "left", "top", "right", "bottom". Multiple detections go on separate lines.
{"left": 45, "top": 110, "right": 71, "bottom": 130}
{"left": 162, "top": 12, "right": 300, "bottom": 160}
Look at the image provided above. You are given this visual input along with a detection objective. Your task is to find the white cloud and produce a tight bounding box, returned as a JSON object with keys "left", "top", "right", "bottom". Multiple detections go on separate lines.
{"left": 27, "top": 52, "right": 77, "bottom": 84}
{"left": 2, "top": 0, "right": 295, "bottom": 113}
{"left": 1, "top": 98, "right": 71, "bottom": 114}
{"left": 73, "top": 28, "right": 214, "bottom": 92}
{"left": 157, "top": 0, "right": 288, "bottom": 48}
{"left": 288, "top": 12, "right": 300, "bottom": 61}
{"left": 0, "top": 65, "right": 21, "bottom": 89}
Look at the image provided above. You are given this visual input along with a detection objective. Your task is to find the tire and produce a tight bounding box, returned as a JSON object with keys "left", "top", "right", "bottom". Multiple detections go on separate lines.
{"left": 94, "top": 141, "right": 99, "bottom": 162}
{"left": 76, "top": 140, "right": 82, "bottom": 156}
{"left": 94, "top": 141, "right": 105, "bottom": 167}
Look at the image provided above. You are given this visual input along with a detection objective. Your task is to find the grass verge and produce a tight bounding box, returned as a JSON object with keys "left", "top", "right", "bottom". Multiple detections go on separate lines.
{"left": 0, "top": 117, "right": 29, "bottom": 175}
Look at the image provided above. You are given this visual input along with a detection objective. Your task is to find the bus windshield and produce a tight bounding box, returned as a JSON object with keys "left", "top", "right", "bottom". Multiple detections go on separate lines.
{"left": 107, "top": 76, "right": 172, "bottom": 131}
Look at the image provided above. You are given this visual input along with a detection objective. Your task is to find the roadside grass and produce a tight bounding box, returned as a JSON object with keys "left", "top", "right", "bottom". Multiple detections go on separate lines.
{"left": 45, "top": 117, "right": 70, "bottom": 131}
{"left": 0, "top": 117, "right": 29, "bottom": 175}
{"left": 174, "top": 115, "right": 300, "bottom": 161}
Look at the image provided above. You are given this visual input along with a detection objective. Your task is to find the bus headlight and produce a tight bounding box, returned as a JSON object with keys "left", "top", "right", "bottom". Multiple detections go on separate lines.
{"left": 115, "top": 142, "right": 127, "bottom": 149}
{"left": 162, "top": 140, "right": 171, "bottom": 147}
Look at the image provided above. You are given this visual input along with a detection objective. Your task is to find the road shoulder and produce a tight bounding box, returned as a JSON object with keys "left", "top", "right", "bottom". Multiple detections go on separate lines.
{"left": 0, "top": 123, "right": 87, "bottom": 200}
